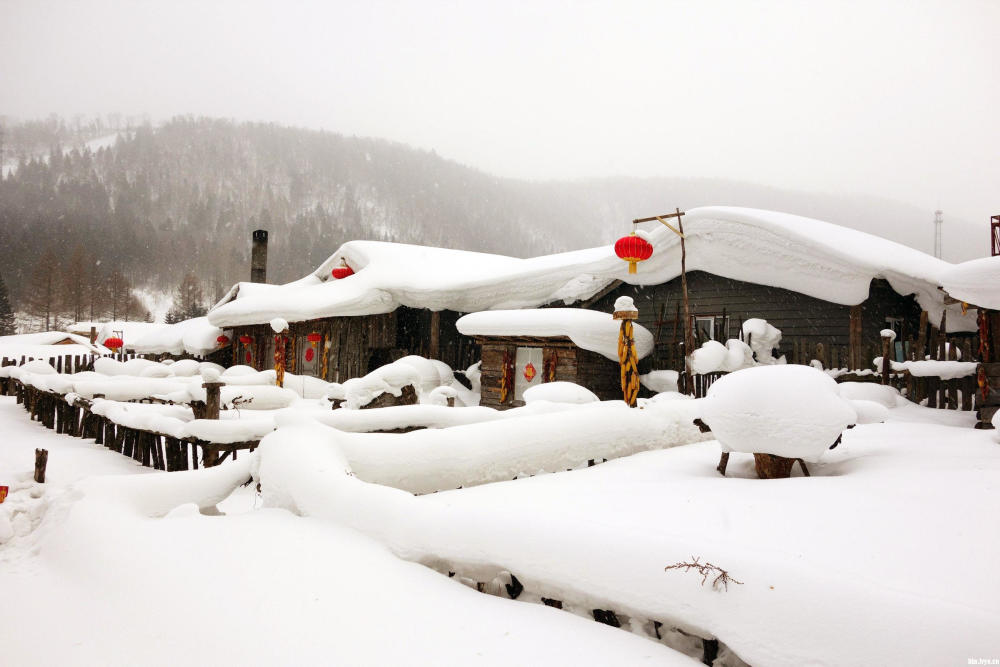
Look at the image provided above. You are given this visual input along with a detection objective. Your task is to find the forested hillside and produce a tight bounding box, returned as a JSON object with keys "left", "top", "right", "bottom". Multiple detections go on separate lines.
{"left": 0, "top": 115, "right": 960, "bottom": 331}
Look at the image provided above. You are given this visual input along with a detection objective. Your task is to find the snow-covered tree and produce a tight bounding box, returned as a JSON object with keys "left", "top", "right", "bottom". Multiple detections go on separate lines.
{"left": 0, "top": 271, "right": 16, "bottom": 334}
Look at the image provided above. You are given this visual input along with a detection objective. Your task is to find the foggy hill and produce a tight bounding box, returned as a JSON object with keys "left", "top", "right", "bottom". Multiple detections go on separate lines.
{"left": 0, "top": 116, "right": 984, "bottom": 310}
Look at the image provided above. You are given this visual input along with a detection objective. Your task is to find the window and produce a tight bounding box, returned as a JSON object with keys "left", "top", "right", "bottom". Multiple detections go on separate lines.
{"left": 693, "top": 316, "right": 715, "bottom": 342}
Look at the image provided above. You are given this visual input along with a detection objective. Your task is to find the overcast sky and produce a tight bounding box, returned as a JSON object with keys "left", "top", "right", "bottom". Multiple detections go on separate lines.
{"left": 2, "top": 0, "right": 998, "bottom": 232}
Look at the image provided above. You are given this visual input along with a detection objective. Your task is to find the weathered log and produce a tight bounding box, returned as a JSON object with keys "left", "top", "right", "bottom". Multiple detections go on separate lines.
{"left": 752, "top": 453, "right": 796, "bottom": 479}
{"left": 34, "top": 448, "right": 48, "bottom": 483}
{"left": 716, "top": 452, "right": 730, "bottom": 476}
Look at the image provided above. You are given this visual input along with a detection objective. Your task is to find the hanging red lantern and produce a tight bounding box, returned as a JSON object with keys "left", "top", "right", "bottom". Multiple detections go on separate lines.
{"left": 331, "top": 261, "right": 354, "bottom": 279}
{"left": 239, "top": 335, "right": 253, "bottom": 345}
{"left": 217, "top": 335, "right": 230, "bottom": 346}
{"left": 307, "top": 332, "right": 322, "bottom": 347}
{"left": 614, "top": 232, "right": 654, "bottom": 274}
{"left": 104, "top": 337, "right": 123, "bottom": 350}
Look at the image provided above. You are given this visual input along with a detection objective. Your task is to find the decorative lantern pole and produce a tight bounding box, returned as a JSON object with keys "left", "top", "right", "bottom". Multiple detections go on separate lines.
{"left": 628, "top": 208, "right": 694, "bottom": 394}
{"left": 614, "top": 296, "right": 640, "bottom": 407}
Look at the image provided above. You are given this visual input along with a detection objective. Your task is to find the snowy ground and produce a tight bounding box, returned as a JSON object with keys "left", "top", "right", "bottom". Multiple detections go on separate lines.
{"left": 1, "top": 392, "right": 998, "bottom": 665}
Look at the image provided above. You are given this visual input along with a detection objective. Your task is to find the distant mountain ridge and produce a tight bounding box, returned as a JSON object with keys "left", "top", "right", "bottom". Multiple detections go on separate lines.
{"left": 0, "top": 116, "right": 984, "bottom": 309}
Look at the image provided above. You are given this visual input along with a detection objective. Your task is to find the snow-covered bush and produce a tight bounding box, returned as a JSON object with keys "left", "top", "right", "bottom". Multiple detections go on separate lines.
{"left": 690, "top": 338, "right": 755, "bottom": 374}
{"left": 701, "top": 365, "right": 857, "bottom": 477}
{"left": 639, "top": 370, "right": 679, "bottom": 393}
{"left": 742, "top": 318, "right": 786, "bottom": 365}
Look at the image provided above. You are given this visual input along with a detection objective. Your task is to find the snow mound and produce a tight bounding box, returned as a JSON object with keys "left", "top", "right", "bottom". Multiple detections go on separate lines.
{"left": 690, "top": 338, "right": 756, "bottom": 374}
{"left": 837, "top": 382, "right": 903, "bottom": 408}
{"left": 742, "top": 318, "right": 785, "bottom": 364}
{"left": 847, "top": 399, "right": 889, "bottom": 424}
{"left": 941, "top": 255, "right": 1000, "bottom": 310}
{"left": 701, "top": 365, "right": 857, "bottom": 462}
{"left": 522, "top": 381, "right": 599, "bottom": 404}
{"left": 340, "top": 356, "right": 453, "bottom": 409}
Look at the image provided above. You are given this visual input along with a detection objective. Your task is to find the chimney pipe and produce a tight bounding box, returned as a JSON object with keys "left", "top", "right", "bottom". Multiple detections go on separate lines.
{"left": 251, "top": 229, "right": 268, "bottom": 283}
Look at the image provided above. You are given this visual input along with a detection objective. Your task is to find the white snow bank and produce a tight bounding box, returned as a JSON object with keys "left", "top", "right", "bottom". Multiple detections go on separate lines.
{"left": 702, "top": 365, "right": 857, "bottom": 461}
{"left": 457, "top": 308, "right": 654, "bottom": 362}
{"left": 522, "top": 381, "right": 599, "bottom": 404}
{"left": 317, "top": 399, "right": 709, "bottom": 494}
{"left": 836, "top": 382, "right": 904, "bottom": 408}
{"left": 0, "top": 331, "right": 108, "bottom": 359}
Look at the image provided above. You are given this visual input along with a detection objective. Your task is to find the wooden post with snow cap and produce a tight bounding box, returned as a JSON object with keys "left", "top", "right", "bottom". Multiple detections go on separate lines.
{"left": 880, "top": 329, "right": 896, "bottom": 385}
{"left": 271, "top": 318, "right": 289, "bottom": 388}
{"left": 614, "top": 296, "right": 640, "bottom": 408}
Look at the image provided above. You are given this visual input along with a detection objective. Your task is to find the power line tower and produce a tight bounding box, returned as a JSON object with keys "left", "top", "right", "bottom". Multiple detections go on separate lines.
{"left": 992, "top": 214, "right": 1000, "bottom": 256}
{"left": 934, "top": 210, "right": 943, "bottom": 259}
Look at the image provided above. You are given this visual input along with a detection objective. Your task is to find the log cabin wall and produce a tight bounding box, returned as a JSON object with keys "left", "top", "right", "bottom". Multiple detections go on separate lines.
{"left": 586, "top": 272, "right": 923, "bottom": 370}
{"left": 229, "top": 307, "right": 480, "bottom": 382}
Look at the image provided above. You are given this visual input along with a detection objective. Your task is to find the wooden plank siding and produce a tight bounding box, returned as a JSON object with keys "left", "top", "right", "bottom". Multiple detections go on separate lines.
{"left": 228, "top": 306, "right": 480, "bottom": 382}
{"left": 476, "top": 337, "right": 623, "bottom": 409}
{"left": 586, "top": 271, "right": 923, "bottom": 371}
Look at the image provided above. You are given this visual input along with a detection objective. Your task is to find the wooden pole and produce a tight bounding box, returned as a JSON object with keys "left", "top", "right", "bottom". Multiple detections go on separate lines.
{"left": 202, "top": 381, "right": 224, "bottom": 420}
{"left": 34, "top": 448, "right": 48, "bottom": 483}
{"left": 881, "top": 333, "right": 893, "bottom": 385}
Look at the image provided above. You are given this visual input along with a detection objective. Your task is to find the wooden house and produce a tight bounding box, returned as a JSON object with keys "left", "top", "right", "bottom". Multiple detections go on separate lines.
{"left": 456, "top": 309, "right": 654, "bottom": 408}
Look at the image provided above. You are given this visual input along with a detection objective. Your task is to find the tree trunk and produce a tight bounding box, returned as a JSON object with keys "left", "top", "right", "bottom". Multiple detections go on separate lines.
{"left": 753, "top": 453, "right": 795, "bottom": 479}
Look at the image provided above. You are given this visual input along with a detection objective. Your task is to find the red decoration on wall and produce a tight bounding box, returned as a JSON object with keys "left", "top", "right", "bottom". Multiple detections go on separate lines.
{"left": 614, "top": 232, "right": 654, "bottom": 274}
{"left": 305, "top": 347, "right": 315, "bottom": 363}
{"left": 523, "top": 362, "right": 537, "bottom": 382}
{"left": 216, "top": 335, "right": 230, "bottom": 346}
{"left": 239, "top": 335, "right": 253, "bottom": 345}
{"left": 245, "top": 351, "right": 252, "bottom": 364}
{"left": 104, "top": 337, "right": 123, "bottom": 350}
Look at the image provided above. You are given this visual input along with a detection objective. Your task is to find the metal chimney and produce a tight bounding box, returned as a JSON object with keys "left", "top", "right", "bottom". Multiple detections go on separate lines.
{"left": 251, "top": 229, "right": 268, "bottom": 283}
{"left": 933, "top": 210, "right": 943, "bottom": 259}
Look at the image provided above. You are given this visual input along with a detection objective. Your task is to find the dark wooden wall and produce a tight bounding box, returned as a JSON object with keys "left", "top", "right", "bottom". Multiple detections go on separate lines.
{"left": 587, "top": 272, "right": 923, "bottom": 370}
{"left": 230, "top": 307, "right": 480, "bottom": 382}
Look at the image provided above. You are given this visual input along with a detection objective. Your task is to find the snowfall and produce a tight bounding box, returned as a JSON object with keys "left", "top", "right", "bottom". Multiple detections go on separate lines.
{"left": 1, "top": 351, "right": 998, "bottom": 667}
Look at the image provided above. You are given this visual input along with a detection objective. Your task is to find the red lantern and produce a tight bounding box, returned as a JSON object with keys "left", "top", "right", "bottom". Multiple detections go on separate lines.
{"left": 104, "top": 337, "right": 123, "bottom": 350}
{"left": 614, "top": 232, "right": 654, "bottom": 274}
{"left": 217, "top": 335, "right": 230, "bottom": 346}
{"left": 331, "top": 261, "right": 354, "bottom": 279}
{"left": 307, "top": 332, "right": 322, "bottom": 347}
{"left": 239, "top": 335, "right": 253, "bottom": 345}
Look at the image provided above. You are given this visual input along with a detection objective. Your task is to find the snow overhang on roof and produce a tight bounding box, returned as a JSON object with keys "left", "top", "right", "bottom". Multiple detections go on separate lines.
{"left": 456, "top": 308, "right": 655, "bottom": 362}
{"left": 940, "top": 256, "right": 1000, "bottom": 311}
{"left": 207, "top": 206, "right": 976, "bottom": 332}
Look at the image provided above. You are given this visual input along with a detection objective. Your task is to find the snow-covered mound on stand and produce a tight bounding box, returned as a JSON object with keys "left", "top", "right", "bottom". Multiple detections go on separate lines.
{"left": 701, "top": 365, "right": 857, "bottom": 461}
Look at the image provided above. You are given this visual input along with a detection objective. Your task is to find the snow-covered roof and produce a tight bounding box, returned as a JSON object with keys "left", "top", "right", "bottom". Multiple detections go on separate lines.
{"left": 0, "top": 331, "right": 109, "bottom": 359}
{"left": 940, "top": 256, "right": 1000, "bottom": 311}
{"left": 456, "top": 309, "right": 654, "bottom": 362}
{"left": 130, "top": 317, "right": 224, "bottom": 357}
{"left": 208, "top": 206, "right": 976, "bottom": 331}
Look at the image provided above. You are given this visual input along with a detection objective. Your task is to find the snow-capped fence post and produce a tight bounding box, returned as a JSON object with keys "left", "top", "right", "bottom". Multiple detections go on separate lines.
{"left": 202, "top": 381, "right": 224, "bottom": 420}
{"left": 613, "top": 296, "right": 640, "bottom": 408}
{"left": 880, "top": 329, "right": 895, "bottom": 385}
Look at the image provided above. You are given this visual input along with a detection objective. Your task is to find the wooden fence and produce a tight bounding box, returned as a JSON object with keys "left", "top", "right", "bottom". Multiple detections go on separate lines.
{"left": 0, "top": 352, "right": 146, "bottom": 375}
{"left": 5, "top": 379, "right": 258, "bottom": 471}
